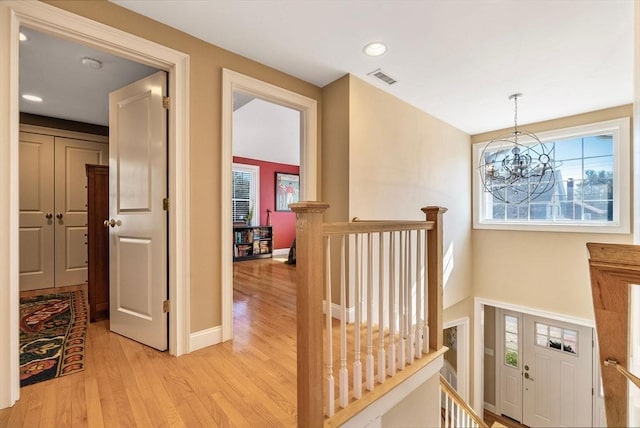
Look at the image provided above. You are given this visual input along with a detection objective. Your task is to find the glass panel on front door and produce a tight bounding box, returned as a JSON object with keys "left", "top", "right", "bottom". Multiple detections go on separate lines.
{"left": 505, "top": 315, "right": 519, "bottom": 368}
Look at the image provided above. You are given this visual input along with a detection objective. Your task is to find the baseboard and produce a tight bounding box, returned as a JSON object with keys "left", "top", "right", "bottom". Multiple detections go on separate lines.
{"left": 322, "top": 300, "right": 355, "bottom": 322}
{"left": 189, "top": 326, "right": 222, "bottom": 352}
{"left": 272, "top": 248, "right": 289, "bottom": 257}
{"left": 484, "top": 402, "right": 496, "bottom": 414}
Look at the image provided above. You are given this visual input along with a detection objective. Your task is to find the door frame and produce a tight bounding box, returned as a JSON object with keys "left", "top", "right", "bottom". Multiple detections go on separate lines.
{"left": 221, "top": 69, "right": 318, "bottom": 342}
{"left": 443, "top": 317, "right": 470, "bottom": 402}
{"left": 473, "top": 297, "right": 596, "bottom": 418}
{"left": 0, "top": 1, "right": 191, "bottom": 408}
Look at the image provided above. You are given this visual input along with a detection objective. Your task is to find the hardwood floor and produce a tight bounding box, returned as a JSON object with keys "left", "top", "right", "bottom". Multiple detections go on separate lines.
{"left": 1, "top": 259, "right": 298, "bottom": 427}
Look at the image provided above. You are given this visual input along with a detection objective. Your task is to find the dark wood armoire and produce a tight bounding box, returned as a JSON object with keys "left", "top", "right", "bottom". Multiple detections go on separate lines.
{"left": 86, "top": 164, "right": 109, "bottom": 322}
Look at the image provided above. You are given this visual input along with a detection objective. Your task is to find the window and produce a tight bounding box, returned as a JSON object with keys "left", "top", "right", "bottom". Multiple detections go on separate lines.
{"left": 504, "top": 315, "right": 519, "bottom": 368}
{"left": 232, "top": 163, "right": 259, "bottom": 226}
{"left": 473, "top": 118, "right": 630, "bottom": 233}
{"left": 535, "top": 322, "right": 578, "bottom": 356}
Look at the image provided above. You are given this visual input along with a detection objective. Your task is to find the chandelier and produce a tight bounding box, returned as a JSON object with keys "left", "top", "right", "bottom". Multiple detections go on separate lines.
{"left": 478, "top": 93, "right": 556, "bottom": 205}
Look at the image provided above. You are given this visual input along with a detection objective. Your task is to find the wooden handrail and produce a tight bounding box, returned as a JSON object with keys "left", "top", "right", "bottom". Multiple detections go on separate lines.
{"left": 440, "top": 375, "right": 488, "bottom": 428}
{"left": 323, "top": 220, "right": 434, "bottom": 235}
{"left": 604, "top": 358, "right": 640, "bottom": 390}
{"left": 587, "top": 242, "right": 640, "bottom": 428}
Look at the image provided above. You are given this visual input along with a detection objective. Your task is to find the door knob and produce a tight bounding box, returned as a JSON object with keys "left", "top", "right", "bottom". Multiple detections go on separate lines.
{"left": 524, "top": 372, "right": 534, "bottom": 380}
{"left": 56, "top": 213, "right": 64, "bottom": 220}
{"left": 45, "top": 213, "right": 53, "bottom": 220}
{"left": 104, "top": 219, "right": 120, "bottom": 228}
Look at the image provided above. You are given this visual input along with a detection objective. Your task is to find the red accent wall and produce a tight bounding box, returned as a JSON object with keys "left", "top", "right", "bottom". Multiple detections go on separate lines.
{"left": 233, "top": 156, "right": 298, "bottom": 250}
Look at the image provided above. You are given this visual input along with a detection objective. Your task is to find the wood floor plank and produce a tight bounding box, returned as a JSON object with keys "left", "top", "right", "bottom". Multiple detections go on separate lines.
{"left": 0, "top": 259, "right": 300, "bottom": 427}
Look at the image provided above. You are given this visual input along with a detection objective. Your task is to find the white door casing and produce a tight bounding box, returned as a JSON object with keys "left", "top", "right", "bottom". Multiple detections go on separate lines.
{"left": 109, "top": 71, "right": 168, "bottom": 351}
{"left": 54, "top": 137, "right": 108, "bottom": 287}
{"left": 19, "top": 132, "right": 54, "bottom": 291}
{"left": 522, "top": 314, "right": 593, "bottom": 428}
{"left": 497, "top": 308, "right": 523, "bottom": 421}
{"left": 221, "top": 68, "right": 318, "bottom": 343}
{"left": 2, "top": 0, "right": 190, "bottom": 408}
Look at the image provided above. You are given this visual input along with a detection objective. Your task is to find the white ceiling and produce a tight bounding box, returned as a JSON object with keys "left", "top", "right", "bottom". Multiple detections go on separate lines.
{"left": 19, "top": 27, "right": 157, "bottom": 126}
{"left": 112, "top": 0, "right": 634, "bottom": 135}
{"left": 233, "top": 98, "right": 301, "bottom": 165}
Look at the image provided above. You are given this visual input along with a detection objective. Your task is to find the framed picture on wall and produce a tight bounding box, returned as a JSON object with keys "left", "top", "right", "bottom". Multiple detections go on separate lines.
{"left": 275, "top": 172, "right": 299, "bottom": 211}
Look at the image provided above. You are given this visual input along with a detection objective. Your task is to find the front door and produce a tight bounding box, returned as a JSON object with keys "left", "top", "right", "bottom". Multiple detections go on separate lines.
{"left": 108, "top": 71, "right": 168, "bottom": 351}
{"left": 522, "top": 314, "right": 593, "bottom": 427}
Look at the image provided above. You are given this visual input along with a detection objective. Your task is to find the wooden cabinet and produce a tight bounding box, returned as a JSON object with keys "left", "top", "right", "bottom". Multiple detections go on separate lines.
{"left": 86, "top": 165, "right": 109, "bottom": 322}
{"left": 233, "top": 226, "right": 273, "bottom": 261}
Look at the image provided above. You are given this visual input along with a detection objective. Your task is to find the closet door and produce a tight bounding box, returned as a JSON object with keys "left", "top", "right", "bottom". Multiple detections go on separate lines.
{"left": 19, "top": 132, "right": 55, "bottom": 291}
{"left": 54, "top": 137, "right": 108, "bottom": 287}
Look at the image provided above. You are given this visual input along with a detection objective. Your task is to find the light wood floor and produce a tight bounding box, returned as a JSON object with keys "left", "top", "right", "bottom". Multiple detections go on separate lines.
{"left": 0, "top": 258, "right": 298, "bottom": 428}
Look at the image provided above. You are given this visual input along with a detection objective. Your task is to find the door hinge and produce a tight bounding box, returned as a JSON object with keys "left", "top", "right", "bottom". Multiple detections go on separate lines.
{"left": 163, "top": 198, "right": 169, "bottom": 211}
{"left": 163, "top": 300, "right": 170, "bottom": 313}
{"left": 162, "top": 96, "right": 170, "bottom": 109}
{"left": 592, "top": 387, "right": 594, "bottom": 396}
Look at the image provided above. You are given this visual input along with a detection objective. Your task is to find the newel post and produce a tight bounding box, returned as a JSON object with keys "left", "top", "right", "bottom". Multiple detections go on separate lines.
{"left": 422, "top": 206, "right": 447, "bottom": 351}
{"left": 289, "top": 201, "right": 329, "bottom": 428}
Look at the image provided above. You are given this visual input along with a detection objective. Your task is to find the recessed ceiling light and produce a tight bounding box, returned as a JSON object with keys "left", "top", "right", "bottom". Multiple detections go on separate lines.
{"left": 19, "top": 32, "right": 27, "bottom": 42}
{"left": 81, "top": 57, "right": 103, "bottom": 70}
{"left": 22, "top": 94, "right": 43, "bottom": 103}
{"left": 363, "top": 41, "right": 387, "bottom": 57}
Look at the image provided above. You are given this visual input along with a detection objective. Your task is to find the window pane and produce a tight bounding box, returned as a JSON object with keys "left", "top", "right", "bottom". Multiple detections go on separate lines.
{"left": 553, "top": 137, "right": 582, "bottom": 162}
{"left": 536, "top": 334, "right": 548, "bottom": 347}
{"left": 583, "top": 135, "right": 613, "bottom": 158}
{"left": 550, "top": 326, "right": 562, "bottom": 338}
{"left": 536, "top": 323, "right": 548, "bottom": 335}
{"left": 505, "top": 350, "right": 518, "bottom": 368}
{"left": 505, "top": 316, "right": 518, "bottom": 333}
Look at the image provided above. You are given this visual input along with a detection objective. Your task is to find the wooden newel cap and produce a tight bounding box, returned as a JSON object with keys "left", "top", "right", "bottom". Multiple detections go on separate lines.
{"left": 289, "top": 201, "right": 330, "bottom": 214}
{"left": 421, "top": 206, "right": 448, "bottom": 216}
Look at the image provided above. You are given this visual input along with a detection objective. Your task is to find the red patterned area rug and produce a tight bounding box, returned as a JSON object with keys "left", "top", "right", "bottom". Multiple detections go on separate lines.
{"left": 19, "top": 290, "right": 88, "bottom": 387}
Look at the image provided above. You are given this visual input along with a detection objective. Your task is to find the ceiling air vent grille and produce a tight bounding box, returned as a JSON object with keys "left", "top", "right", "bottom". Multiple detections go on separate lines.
{"left": 367, "top": 68, "right": 397, "bottom": 85}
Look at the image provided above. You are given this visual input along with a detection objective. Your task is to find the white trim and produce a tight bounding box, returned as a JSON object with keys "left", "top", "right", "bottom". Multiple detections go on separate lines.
{"left": 232, "top": 162, "right": 260, "bottom": 226}
{"left": 475, "top": 297, "right": 595, "bottom": 328}
{"left": 189, "top": 326, "right": 222, "bottom": 352}
{"left": 272, "top": 248, "right": 290, "bottom": 257}
{"left": 323, "top": 301, "right": 355, "bottom": 322}
{"left": 443, "top": 317, "right": 470, "bottom": 402}
{"left": 1, "top": 0, "right": 191, "bottom": 408}
{"left": 341, "top": 355, "right": 444, "bottom": 428}
{"left": 484, "top": 402, "right": 497, "bottom": 414}
{"left": 221, "top": 68, "right": 318, "bottom": 342}
{"left": 473, "top": 117, "right": 631, "bottom": 234}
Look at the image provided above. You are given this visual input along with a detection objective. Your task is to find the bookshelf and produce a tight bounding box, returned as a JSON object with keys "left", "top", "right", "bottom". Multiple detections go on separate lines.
{"left": 233, "top": 225, "right": 273, "bottom": 261}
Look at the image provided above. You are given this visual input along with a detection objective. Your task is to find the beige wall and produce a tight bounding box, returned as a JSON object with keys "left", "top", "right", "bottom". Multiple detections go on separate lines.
{"left": 381, "top": 371, "right": 440, "bottom": 428}
{"left": 44, "top": 1, "right": 323, "bottom": 332}
{"left": 346, "top": 75, "right": 473, "bottom": 309}
{"left": 472, "top": 105, "right": 634, "bottom": 320}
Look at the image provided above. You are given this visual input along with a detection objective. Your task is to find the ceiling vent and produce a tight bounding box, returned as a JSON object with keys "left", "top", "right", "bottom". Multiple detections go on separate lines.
{"left": 367, "top": 68, "right": 397, "bottom": 85}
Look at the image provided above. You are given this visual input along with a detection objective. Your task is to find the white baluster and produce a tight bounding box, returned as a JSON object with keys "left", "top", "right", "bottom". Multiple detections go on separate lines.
{"left": 423, "top": 229, "right": 430, "bottom": 351}
{"left": 407, "top": 230, "right": 414, "bottom": 364}
{"left": 415, "top": 229, "right": 423, "bottom": 357}
{"left": 398, "top": 231, "right": 406, "bottom": 370}
{"left": 377, "top": 232, "right": 386, "bottom": 384}
{"left": 324, "top": 236, "right": 335, "bottom": 417}
{"left": 353, "top": 234, "right": 362, "bottom": 399}
{"left": 366, "top": 233, "right": 374, "bottom": 391}
{"left": 387, "top": 232, "right": 396, "bottom": 377}
{"left": 339, "top": 235, "right": 349, "bottom": 408}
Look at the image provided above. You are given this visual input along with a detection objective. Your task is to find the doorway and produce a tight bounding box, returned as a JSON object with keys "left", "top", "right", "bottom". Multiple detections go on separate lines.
{"left": 220, "top": 69, "right": 318, "bottom": 342}
{"left": 491, "top": 306, "right": 594, "bottom": 427}
{"left": 1, "top": 1, "right": 190, "bottom": 408}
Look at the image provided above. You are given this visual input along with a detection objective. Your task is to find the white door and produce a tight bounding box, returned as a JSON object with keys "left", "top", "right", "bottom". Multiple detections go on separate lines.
{"left": 108, "top": 71, "right": 168, "bottom": 350}
{"left": 522, "top": 314, "right": 593, "bottom": 427}
{"left": 19, "top": 132, "right": 54, "bottom": 291}
{"left": 54, "top": 137, "right": 108, "bottom": 287}
{"left": 497, "top": 309, "right": 523, "bottom": 421}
